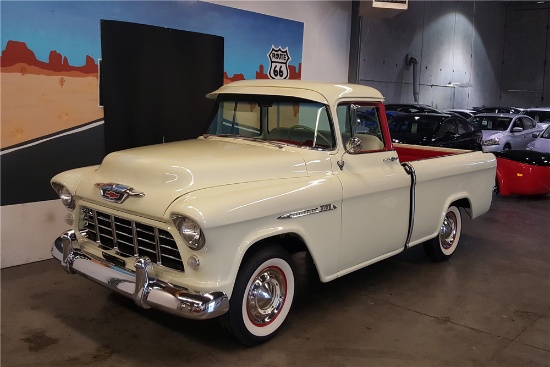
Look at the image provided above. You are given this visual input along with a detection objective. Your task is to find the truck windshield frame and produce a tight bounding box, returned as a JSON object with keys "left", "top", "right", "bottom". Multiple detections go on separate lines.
{"left": 207, "top": 94, "right": 337, "bottom": 150}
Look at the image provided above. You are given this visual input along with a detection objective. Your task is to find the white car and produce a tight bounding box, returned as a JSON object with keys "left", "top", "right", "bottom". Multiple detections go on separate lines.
{"left": 527, "top": 125, "right": 550, "bottom": 153}
{"left": 520, "top": 107, "right": 550, "bottom": 125}
{"left": 470, "top": 113, "right": 543, "bottom": 152}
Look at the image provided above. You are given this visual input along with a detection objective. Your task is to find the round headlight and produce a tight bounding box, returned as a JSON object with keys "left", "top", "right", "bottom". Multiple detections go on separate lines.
{"left": 52, "top": 182, "right": 75, "bottom": 209}
{"left": 172, "top": 215, "right": 205, "bottom": 250}
{"left": 59, "top": 186, "right": 74, "bottom": 207}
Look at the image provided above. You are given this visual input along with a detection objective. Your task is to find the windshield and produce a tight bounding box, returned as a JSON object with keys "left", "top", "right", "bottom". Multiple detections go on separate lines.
{"left": 470, "top": 116, "right": 512, "bottom": 131}
{"left": 206, "top": 96, "right": 336, "bottom": 149}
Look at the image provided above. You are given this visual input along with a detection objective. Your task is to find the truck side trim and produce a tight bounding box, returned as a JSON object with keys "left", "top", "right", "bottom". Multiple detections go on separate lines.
{"left": 277, "top": 204, "right": 337, "bottom": 219}
{"left": 401, "top": 162, "right": 416, "bottom": 249}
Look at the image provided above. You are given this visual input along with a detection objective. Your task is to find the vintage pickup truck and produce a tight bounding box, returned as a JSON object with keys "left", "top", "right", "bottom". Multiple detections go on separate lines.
{"left": 51, "top": 80, "right": 497, "bottom": 346}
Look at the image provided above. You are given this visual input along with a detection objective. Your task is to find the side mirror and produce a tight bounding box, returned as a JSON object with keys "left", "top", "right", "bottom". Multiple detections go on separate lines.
{"left": 532, "top": 132, "right": 540, "bottom": 138}
{"left": 512, "top": 127, "right": 523, "bottom": 133}
{"left": 345, "top": 137, "right": 362, "bottom": 154}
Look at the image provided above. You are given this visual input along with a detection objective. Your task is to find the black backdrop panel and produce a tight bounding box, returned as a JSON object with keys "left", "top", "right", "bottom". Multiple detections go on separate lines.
{"left": 101, "top": 20, "right": 224, "bottom": 153}
{"left": 1, "top": 122, "right": 105, "bottom": 206}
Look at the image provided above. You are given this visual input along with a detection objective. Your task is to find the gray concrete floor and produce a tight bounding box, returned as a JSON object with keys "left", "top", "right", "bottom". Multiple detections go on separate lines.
{"left": 2, "top": 195, "right": 549, "bottom": 366}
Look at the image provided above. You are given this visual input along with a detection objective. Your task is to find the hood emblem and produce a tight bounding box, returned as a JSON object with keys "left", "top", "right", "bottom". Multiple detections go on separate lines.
{"left": 94, "top": 182, "right": 145, "bottom": 204}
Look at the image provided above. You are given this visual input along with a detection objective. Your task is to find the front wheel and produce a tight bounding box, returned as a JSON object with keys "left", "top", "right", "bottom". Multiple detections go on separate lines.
{"left": 221, "top": 245, "right": 295, "bottom": 346}
{"left": 423, "top": 205, "right": 462, "bottom": 262}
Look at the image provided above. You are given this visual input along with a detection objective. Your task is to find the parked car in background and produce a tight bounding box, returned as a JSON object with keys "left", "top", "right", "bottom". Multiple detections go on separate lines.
{"left": 389, "top": 113, "right": 481, "bottom": 150}
{"left": 470, "top": 113, "right": 542, "bottom": 152}
{"left": 472, "top": 106, "right": 523, "bottom": 114}
{"left": 494, "top": 150, "right": 550, "bottom": 196}
{"left": 527, "top": 124, "right": 550, "bottom": 153}
{"left": 443, "top": 109, "right": 477, "bottom": 119}
{"left": 357, "top": 110, "right": 403, "bottom": 133}
{"left": 385, "top": 103, "right": 442, "bottom": 114}
{"left": 520, "top": 108, "right": 550, "bottom": 125}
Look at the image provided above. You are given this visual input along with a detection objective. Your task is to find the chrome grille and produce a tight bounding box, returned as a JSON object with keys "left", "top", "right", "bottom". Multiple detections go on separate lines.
{"left": 81, "top": 207, "right": 184, "bottom": 271}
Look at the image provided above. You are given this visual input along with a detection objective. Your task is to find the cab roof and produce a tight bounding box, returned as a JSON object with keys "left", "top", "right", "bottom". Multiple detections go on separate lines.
{"left": 206, "top": 79, "right": 385, "bottom": 104}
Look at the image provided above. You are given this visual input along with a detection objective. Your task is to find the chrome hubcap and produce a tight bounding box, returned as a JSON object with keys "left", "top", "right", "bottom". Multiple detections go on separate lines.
{"left": 440, "top": 211, "right": 457, "bottom": 250}
{"left": 247, "top": 266, "right": 286, "bottom": 326}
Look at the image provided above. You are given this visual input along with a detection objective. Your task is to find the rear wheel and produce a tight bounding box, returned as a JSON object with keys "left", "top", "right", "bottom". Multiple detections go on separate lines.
{"left": 424, "top": 206, "right": 462, "bottom": 262}
{"left": 221, "top": 245, "right": 295, "bottom": 346}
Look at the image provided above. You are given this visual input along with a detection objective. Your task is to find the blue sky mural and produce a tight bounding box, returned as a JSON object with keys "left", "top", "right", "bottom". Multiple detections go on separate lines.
{"left": 1, "top": 1, "right": 304, "bottom": 80}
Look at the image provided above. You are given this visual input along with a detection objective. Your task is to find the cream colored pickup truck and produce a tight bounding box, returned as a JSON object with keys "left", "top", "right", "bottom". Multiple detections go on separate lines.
{"left": 51, "top": 80, "right": 496, "bottom": 346}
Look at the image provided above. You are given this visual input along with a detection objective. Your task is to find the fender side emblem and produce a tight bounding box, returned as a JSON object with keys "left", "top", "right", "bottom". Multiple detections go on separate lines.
{"left": 95, "top": 182, "right": 144, "bottom": 204}
{"left": 278, "top": 204, "right": 337, "bottom": 219}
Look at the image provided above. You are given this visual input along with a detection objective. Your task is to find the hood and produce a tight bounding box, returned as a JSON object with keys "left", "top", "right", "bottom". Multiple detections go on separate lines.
{"left": 75, "top": 138, "right": 308, "bottom": 218}
{"left": 528, "top": 139, "right": 550, "bottom": 154}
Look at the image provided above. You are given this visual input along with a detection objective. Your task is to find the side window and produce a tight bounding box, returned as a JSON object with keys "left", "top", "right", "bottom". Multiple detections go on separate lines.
{"left": 438, "top": 120, "right": 456, "bottom": 137}
{"left": 337, "top": 103, "right": 385, "bottom": 152}
{"left": 478, "top": 118, "right": 488, "bottom": 129}
{"left": 522, "top": 117, "right": 535, "bottom": 130}
{"left": 336, "top": 104, "right": 350, "bottom": 134}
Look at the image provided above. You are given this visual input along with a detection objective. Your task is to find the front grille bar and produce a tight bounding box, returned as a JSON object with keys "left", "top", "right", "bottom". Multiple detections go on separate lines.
{"left": 110, "top": 214, "right": 118, "bottom": 251}
{"left": 131, "top": 221, "right": 139, "bottom": 256}
{"left": 154, "top": 227, "right": 162, "bottom": 266}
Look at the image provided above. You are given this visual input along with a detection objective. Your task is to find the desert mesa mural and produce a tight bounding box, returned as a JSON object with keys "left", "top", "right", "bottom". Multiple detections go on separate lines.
{"left": 1, "top": 1, "right": 303, "bottom": 151}
{"left": 1, "top": 40, "right": 102, "bottom": 149}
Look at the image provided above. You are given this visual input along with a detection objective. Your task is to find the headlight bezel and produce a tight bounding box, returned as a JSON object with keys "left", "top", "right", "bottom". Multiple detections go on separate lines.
{"left": 482, "top": 138, "right": 500, "bottom": 146}
{"left": 51, "top": 182, "right": 76, "bottom": 210}
{"left": 171, "top": 214, "right": 206, "bottom": 251}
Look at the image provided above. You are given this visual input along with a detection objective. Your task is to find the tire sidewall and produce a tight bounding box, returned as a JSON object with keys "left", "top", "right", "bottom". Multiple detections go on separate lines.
{"left": 440, "top": 206, "right": 461, "bottom": 257}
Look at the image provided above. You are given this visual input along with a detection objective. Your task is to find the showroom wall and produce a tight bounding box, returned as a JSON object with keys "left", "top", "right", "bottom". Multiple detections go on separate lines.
{"left": 359, "top": 1, "right": 549, "bottom": 110}
{"left": 0, "top": 1, "right": 352, "bottom": 268}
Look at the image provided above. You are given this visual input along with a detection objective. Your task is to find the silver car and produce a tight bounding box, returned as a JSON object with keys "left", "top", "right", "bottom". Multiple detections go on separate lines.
{"left": 470, "top": 113, "right": 543, "bottom": 152}
{"left": 527, "top": 125, "right": 550, "bottom": 153}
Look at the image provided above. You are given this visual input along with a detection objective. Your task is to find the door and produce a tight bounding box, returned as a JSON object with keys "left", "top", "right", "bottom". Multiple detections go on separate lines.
{"left": 510, "top": 116, "right": 535, "bottom": 149}
{"left": 434, "top": 118, "right": 460, "bottom": 148}
{"left": 333, "top": 103, "right": 411, "bottom": 272}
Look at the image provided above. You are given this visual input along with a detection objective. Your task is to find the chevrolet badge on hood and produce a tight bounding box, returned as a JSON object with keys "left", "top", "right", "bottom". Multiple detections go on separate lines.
{"left": 94, "top": 182, "right": 144, "bottom": 204}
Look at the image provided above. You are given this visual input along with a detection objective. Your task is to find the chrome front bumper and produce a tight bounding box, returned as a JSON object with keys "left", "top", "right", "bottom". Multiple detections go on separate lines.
{"left": 51, "top": 230, "right": 229, "bottom": 320}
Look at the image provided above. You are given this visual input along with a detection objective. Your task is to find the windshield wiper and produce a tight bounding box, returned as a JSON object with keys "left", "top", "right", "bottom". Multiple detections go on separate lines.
{"left": 203, "top": 134, "right": 289, "bottom": 148}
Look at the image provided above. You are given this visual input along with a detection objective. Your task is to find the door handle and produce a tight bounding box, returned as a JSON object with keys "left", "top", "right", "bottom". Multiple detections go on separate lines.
{"left": 383, "top": 156, "right": 399, "bottom": 162}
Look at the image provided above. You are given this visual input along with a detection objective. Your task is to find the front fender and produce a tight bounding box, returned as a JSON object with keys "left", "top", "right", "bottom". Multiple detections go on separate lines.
{"left": 165, "top": 175, "right": 343, "bottom": 297}
{"left": 51, "top": 165, "right": 100, "bottom": 195}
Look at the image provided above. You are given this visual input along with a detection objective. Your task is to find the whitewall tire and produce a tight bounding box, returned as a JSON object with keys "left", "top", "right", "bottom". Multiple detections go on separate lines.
{"left": 424, "top": 205, "right": 462, "bottom": 262}
{"left": 222, "top": 245, "right": 295, "bottom": 346}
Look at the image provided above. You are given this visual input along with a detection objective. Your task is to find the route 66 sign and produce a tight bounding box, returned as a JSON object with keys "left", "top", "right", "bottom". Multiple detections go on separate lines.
{"left": 267, "top": 46, "right": 291, "bottom": 79}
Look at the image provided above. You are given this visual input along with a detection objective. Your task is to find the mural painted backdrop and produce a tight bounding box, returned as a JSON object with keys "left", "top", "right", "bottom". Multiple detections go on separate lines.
{"left": 0, "top": 1, "right": 303, "bottom": 205}
{"left": 1, "top": 0, "right": 303, "bottom": 150}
